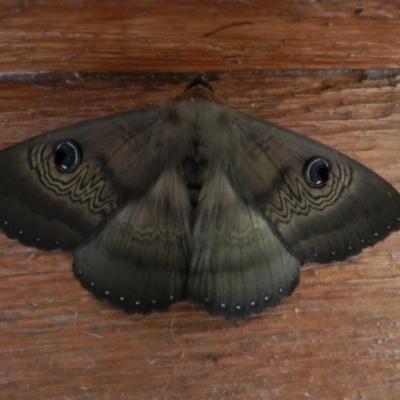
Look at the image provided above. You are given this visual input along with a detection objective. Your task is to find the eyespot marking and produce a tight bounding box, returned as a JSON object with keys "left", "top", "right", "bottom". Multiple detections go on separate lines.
{"left": 54, "top": 140, "right": 81, "bottom": 172}
{"left": 304, "top": 157, "right": 331, "bottom": 188}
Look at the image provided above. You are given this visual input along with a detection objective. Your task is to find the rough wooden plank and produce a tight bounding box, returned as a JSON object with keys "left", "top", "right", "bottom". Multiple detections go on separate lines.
{"left": 0, "top": 0, "right": 399, "bottom": 398}
{"left": 0, "top": 0, "right": 399, "bottom": 75}
{"left": 0, "top": 73, "right": 399, "bottom": 399}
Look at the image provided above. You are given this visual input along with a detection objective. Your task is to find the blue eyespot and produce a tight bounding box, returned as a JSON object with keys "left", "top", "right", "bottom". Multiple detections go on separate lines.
{"left": 304, "top": 157, "right": 330, "bottom": 187}
{"left": 54, "top": 140, "right": 81, "bottom": 172}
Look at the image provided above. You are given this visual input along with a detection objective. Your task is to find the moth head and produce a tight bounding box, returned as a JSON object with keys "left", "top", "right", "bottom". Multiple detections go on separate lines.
{"left": 54, "top": 140, "right": 82, "bottom": 172}
{"left": 304, "top": 157, "right": 331, "bottom": 188}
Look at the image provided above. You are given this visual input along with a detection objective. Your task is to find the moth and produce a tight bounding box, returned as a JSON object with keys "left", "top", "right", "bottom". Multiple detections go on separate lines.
{"left": 0, "top": 76, "right": 399, "bottom": 320}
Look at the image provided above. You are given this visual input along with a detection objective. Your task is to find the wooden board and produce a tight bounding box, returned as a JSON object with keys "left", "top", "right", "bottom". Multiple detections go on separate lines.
{"left": 0, "top": 1, "right": 399, "bottom": 399}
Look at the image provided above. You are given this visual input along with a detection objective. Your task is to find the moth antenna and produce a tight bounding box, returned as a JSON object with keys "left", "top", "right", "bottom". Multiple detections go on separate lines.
{"left": 185, "top": 74, "right": 214, "bottom": 92}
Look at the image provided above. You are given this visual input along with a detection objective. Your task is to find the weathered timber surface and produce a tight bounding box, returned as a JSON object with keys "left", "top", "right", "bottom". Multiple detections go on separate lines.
{"left": 0, "top": 1, "right": 399, "bottom": 399}
{"left": 0, "top": 0, "right": 399, "bottom": 74}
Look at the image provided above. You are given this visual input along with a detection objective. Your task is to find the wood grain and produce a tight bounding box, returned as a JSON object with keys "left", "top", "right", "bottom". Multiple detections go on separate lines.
{"left": 0, "top": 1, "right": 399, "bottom": 399}
{"left": 0, "top": 0, "right": 400, "bottom": 75}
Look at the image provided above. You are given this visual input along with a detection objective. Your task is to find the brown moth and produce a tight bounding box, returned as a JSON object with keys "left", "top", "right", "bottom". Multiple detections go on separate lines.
{"left": 0, "top": 76, "right": 399, "bottom": 319}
